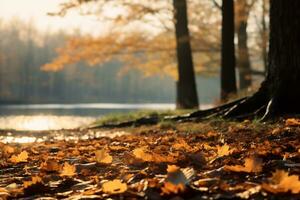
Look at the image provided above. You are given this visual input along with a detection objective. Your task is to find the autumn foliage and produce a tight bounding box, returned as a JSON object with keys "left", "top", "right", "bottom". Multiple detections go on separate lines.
{"left": 1, "top": 118, "right": 300, "bottom": 199}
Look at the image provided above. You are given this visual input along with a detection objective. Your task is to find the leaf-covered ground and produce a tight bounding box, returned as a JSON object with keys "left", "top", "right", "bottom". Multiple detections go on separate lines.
{"left": 1, "top": 118, "right": 300, "bottom": 199}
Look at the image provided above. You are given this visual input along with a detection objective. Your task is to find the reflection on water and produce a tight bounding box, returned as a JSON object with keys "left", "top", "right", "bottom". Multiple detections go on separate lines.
{"left": 0, "top": 129, "right": 130, "bottom": 144}
{"left": 0, "top": 115, "right": 96, "bottom": 131}
{"left": 0, "top": 103, "right": 177, "bottom": 131}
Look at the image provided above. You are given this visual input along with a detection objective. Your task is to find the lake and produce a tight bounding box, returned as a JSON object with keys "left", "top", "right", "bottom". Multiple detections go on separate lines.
{"left": 0, "top": 103, "right": 176, "bottom": 131}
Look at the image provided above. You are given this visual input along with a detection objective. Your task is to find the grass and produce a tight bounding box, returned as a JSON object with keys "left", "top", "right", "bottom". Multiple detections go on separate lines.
{"left": 89, "top": 109, "right": 194, "bottom": 127}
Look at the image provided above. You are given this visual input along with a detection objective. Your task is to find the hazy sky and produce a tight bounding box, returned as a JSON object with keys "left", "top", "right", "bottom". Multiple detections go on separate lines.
{"left": 0, "top": 0, "right": 104, "bottom": 34}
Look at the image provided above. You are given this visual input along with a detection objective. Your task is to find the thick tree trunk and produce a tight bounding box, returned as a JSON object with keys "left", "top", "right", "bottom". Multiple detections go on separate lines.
{"left": 236, "top": 0, "right": 252, "bottom": 90}
{"left": 265, "top": 0, "right": 300, "bottom": 115}
{"left": 173, "top": 0, "right": 199, "bottom": 109}
{"left": 221, "top": 0, "right": 237, "bottom": 101}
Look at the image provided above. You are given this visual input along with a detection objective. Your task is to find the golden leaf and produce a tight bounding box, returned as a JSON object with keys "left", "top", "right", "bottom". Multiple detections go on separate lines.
{"left": 224, "top": 157, "right": 263, "bottom": 173}
{"left": 132, "top": 147, "right": 153, "bottom": 162}
{"left": 167, "top": 165, "right": 180, "bottom": 173}
{"left": 217, "top": 144, "right": 233, "bottom": 157}
{"left": 60, "top": 162, "right": 76, "bottom": 177}
{"left": 102, "top": 180, "right": 127, "bottom": 194}
{"left": 10, "top": 151, "right": 28, "bottom": 163}
{"left": 262, "top": 170, "right": 300, "bottom": 194}
{"left": 23, "top": 176, "right": 42, "bottom": 188}
{"left": 95, "top": 149, "right": 113, "bottom": 164}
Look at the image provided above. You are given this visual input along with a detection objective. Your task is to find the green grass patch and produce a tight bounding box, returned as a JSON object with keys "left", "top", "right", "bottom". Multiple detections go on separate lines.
{"left": 90, "top": 109, "right": 193, "bottom": 127}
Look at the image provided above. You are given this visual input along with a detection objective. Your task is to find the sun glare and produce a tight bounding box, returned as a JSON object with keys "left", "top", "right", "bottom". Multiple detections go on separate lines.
{"left": 21, "top": 117, "right": 56, "bottom": 131}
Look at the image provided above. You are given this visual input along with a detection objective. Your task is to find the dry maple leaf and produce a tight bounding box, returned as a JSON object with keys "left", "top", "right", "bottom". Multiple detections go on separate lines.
{"left": 95, "top": 149, "right": 113, "bottom": 164}
{"left": 217, "top": 144, "right": 233, "bottom": 157}
{"left": 262, "top": 170, "right": 300, "bottom": 194}
{"left": 23, "top": 176, "right": 42, "bottom": 188}
{"left": 9, "top": 151, "right": 28, "bottom": 163}
{"left": 285, "top": 118, "right": 300, "bottom": 126}
{"left": 40, "top": 160, "right": 61, "bottom": 172}
{"left": 224, "top": 157, "right": 263, "bottom": 173}
{"left": 102, "top": 180, "right": 127, "bottom": 194}
{"left": 60, "top": 162, "right": 76, "bottom": 177}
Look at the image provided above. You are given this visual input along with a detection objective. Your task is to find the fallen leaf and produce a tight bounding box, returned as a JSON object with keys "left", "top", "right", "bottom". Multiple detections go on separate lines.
{"left": 132, "top": 147, "right": 153, "bottom": 162}
{"left": 60, "top": 162, "right": 76, "bottom": 177}
{"left": 0, "top": 187, "right": 9, "bottom": 200}
{"left": 262, "top": 170, "right": 300, "bottom": 194}
{"left": 95, "top": 149, "right": 113, "bottom": 164}
{"left": 10, "top": 151, "right": 28, "bottom": 163}
{"left": 161, "top": 165, "right": 194, "bottom": 195}
{"left": 172, "top": 138, "right": 192, "bottom": 151}
{"left": 40, "top": 160, "right": 61, "bottom": 172}
{"left": 2, "top": 145, "right": 15, "bottom": 155}
{"left": 285, "top": 118, "right": 300, "bottom": 126}
{"left": 161, "top": 181, "right": 185, "bottom": 195}
{"left": 23, "top": 176, "right": 42, "bottom": 188}
{"left": 224, "top": 157, "right": 263, "bottom": 173}
{"left": 102, "top": 180, "right": 127, "bottom": 194}
{"left": 217, "top": 144, "right": 233, "bottom": 157}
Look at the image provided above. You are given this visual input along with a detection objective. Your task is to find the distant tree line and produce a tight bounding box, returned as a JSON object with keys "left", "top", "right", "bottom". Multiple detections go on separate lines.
{"left": 0, "top": 19, "right": 175, "bottom": 104}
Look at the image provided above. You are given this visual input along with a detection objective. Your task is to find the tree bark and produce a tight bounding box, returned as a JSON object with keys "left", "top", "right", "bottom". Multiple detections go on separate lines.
{"left": 264, "top": 0, "right": 300, "bottom": 115}
{"left": 173, "top": 0, "right": 199, "bottom": 109}
{"left": 261, "top": 0, "right": 268, "bottom": 74}
{"left": 221, "top": 0, "right": 237, "bottom": 101}
{"left": 236, "top": 0, "right": 252, "bottom": 90}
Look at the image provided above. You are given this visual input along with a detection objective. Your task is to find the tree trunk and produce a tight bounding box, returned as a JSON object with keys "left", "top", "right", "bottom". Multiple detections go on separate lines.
{"left": 173, "top": 0, "right": 199, "bottom": 109}
{"left": 221, "top": 0, "right": 237, "bottom": 101}
{"left": 264, "top": 0, "right": 300, "bottom": 115}
{"left": 222, "top": 0, "right": 300, "bottom": 118}
{"left": 236, "top": 0, "right": 252, "bottom": 90}
{"left": 261, "top": 0, "right": 268, "bottom": 73}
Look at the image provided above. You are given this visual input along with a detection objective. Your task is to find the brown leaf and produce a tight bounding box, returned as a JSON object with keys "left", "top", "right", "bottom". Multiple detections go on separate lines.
{"left": 161, "top": 165, "right": 194, "bottom": 195}
{"left": 23, "top": 176, "right": 42, "bottom": 188}
{"left": 285, "top": 118, "right": 300, "bottom": 126}
{"left": 40, "top": 160, "right": 61, "bottom": 172}
{"left": 161, "top": 182, "right": 185, "bottom": 195}
{"left": 224, "top": 157, "right": 263, "bottom": 173}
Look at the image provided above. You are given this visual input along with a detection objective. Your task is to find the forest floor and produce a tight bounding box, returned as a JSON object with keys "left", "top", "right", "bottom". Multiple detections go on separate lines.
{"left": 1, "top": 117, "right": 300, "bottom": 199}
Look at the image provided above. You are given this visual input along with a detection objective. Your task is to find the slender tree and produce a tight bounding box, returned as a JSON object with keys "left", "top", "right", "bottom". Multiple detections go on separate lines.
{"left": 173, "top": 0, "right": 199, "bottom": 109}
{"left": 221, "top": 0, "right": 237, "bottom": 101}
{"left": 236, "top": 0, "right": 255, "bottom": 90}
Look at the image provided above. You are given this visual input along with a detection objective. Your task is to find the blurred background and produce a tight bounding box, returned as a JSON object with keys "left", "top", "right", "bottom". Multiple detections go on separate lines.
{"left": 0, "top": 0, "right": 268, "bottom": 130}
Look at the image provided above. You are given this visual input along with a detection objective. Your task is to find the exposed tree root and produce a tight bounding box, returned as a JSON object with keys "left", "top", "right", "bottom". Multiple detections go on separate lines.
{"left": 90, "top": 83, "right": 278, "bottom": 129}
